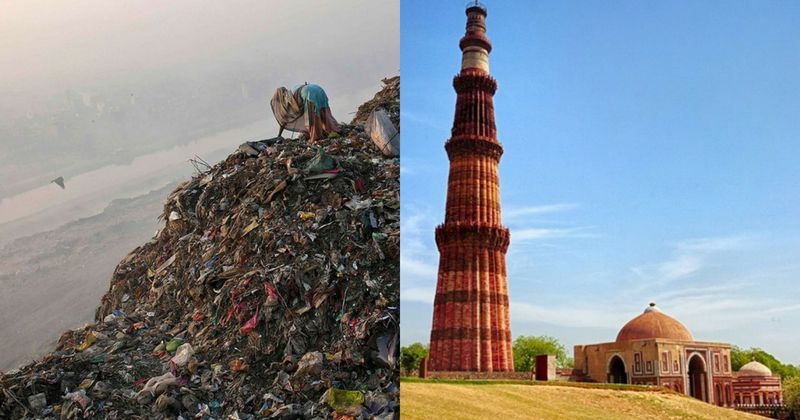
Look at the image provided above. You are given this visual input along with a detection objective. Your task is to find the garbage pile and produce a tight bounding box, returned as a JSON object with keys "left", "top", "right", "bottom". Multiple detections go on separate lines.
{"left": 0, "top": 79, "right": 399, "bottom": 419}
{"left": 352, "top": 77, "right": 400, "bottom": 158}
{"left": 351, "top": 77, "right": 399, "bottom": 129}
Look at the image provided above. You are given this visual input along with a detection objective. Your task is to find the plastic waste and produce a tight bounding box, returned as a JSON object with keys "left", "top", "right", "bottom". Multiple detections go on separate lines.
{"left": 75, "top": 332, "right": 97, "bottom": 351}
{"left": 327, "top": 388, "right": 365, "bottom": 416}
{"left": 27, "top": 393, "right": 47, "bottom": 412}
{"left": 135, "top": 372, "right": 177, "bottom": 404}
{"left": 240, "top": 309, "right": 259, "bottom": 336}
{"left": 303, "top": 148, "right": 337, "bottom": 174}
{"left": 170, "top": 343, "right": 194, "bottom": 367}
{"left": 295, "top": 351, "right": 324, "bottom": 377}
{"left": 365, "top": 108, "right": 399, "bottom": 157}
{"left": 166, "top": 337, "right": 183, "bottom": 353}
{"left": 64, "top": 389, "right": 91, "bottom": 410}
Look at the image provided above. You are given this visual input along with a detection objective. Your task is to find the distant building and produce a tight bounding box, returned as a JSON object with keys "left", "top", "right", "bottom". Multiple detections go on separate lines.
{"left": 732, "top": 361, "right": 783, "bottom": 405}
{"left": 573, "top": 303, "right": 735, "bottom": 406}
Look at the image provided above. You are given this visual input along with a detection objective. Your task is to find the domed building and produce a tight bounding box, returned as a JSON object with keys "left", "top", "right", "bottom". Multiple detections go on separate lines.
{"left": 732, "top": 361, "right": 783, "bottom": 405}
{"left": 573, "top": 303, "right": 735, "bottom": 406}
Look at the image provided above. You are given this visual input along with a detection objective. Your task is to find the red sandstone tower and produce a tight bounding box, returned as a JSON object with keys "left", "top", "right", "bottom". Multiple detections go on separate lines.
{"left": 428, "top": 2, "right": 513, "bottom": 372}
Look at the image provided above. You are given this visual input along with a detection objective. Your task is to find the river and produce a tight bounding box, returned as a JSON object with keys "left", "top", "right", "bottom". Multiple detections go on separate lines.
{"left": 0, "top": 120, "right": 272, "bottom": 249}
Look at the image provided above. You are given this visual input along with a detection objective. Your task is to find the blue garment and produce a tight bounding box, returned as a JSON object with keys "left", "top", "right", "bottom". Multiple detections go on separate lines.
{"left": 290, "top": 83, "right": 330, "bottom": 116}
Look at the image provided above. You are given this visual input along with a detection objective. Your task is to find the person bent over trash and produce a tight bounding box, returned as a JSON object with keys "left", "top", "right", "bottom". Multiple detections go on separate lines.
{"left": 271, "top": 82, "right": 340, "bottom": 141}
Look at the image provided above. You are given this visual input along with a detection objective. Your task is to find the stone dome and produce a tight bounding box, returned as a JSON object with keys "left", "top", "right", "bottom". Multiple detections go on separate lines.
{"left": 616, "top": 303, "right": 694, "bottom": 342}
{"left": 738, "top": 361, "right": 772, "bottom": 377}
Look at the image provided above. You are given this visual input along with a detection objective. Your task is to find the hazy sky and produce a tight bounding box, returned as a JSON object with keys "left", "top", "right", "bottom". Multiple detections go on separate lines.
{"left": 401, "top": 0, "right": 800, "bottom": 364}
{"left": 0, "top": 0, "right": 398, "bottom": 95}
{"left": 0, "top": 0, "right": 398, "bottom": 227}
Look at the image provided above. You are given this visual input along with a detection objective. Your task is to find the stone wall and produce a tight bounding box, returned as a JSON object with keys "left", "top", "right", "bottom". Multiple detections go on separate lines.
{"left": 422, "top": 371, "right": 532, "bottom": 381}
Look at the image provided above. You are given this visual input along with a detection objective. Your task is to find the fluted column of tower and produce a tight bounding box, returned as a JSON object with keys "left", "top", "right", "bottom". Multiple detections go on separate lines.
{"left": 428, "top": 3, "right": 513, "bottom": 372}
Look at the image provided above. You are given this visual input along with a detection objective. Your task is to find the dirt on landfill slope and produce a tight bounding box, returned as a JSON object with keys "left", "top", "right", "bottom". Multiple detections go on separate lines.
{"left": 0, "top": 77, "right": 400, "bottom": 419}
{"left": 351, "top": 77, "right": 398, "bottom": 129}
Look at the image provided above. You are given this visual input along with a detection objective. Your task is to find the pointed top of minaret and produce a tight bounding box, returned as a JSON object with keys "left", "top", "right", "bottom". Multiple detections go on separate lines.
{"left": 460, "top": 2, "right": 492, "bottom": 73}
{"left": 466, "top": 1, "right": 487, "bottom": 15}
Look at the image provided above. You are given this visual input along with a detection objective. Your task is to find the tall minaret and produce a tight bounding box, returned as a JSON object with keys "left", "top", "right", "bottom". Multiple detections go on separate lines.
{"left": 428, "top": 2, "right": 513, "bottom": 372}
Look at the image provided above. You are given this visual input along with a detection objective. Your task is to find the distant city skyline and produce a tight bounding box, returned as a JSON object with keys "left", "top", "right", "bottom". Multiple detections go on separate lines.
{"left": 401, "top": 0, "right": 800, "bottom": 364}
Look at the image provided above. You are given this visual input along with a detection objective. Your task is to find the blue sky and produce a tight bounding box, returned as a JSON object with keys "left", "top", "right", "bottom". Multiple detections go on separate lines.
{"left": 401, "top": 0, "right": 800, "bottom": 364}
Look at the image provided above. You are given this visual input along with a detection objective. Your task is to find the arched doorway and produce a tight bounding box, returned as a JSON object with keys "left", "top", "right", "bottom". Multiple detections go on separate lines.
{"left": 608, "top": 355, "right": 627, "bottom": 384}
{"left": 687, "top": 354, "right": 708, "bottom": 402}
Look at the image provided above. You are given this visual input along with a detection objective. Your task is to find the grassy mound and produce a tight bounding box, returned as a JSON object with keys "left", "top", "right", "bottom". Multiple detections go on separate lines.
{"left": 401, "top": 379, "right": 762, "bottom": 420}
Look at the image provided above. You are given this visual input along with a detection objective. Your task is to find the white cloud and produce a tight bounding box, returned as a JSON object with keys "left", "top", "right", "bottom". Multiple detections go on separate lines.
{"left": 399, "top": 204, "right": 440, "bottom": 306}
{"left": 631, "top": 234, "right": 756, "bottom": 284}
{"left": 657, "top": 254, "right": 703, "bottom": 280}
{"left": 510, "top": 293, "right": 798, "bottom": 341}
{"left": 399, "top": 201, "right": 598, "bottom": 328}
{"left": 502, "top": 203, "right": 594, "bottom": 244}
{"left": 400, "top": 254, "right": 437, "bottom": 280}
{"left": 400, "top": 110, "right": 447, "bottom": 130}
{"left": 654, "top": 284, "right": 745, "bottom": 302}
{"left": 511, "top": 301, "right": 627, "bottom": 329}
{"left": 504, "top": 203, "right": 580, "bottom": 220}
{"left": 400, "top": 206, "right": 431, "bottom": 238}
{"left": 512, "top": 226, "right": 596, "bottom": 242}
{"left": 764, "top": 304, "right": 800, "bottom": 314}
{"left": 513, "top": 228, "right": 571, "bottom": 241}
{"left": 663, "top": 297, "right": 774, "bottom": 334}
{"left": 401, "top": 286, "right": 435, "bottom": 305}
{"left": 672, "top": 235, "right": 752, "bottom": 253}
{"left": 617, "top": 277, "right": 798, "bottom": 337}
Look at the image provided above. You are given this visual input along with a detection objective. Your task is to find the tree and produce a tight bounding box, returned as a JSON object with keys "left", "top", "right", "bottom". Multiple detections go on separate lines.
{"left": 400, "top": 342, "right": 428, "bottom": 374}
{"left": 784, "top": 376, "right": 800, "bottom": 414}
{"left": 512, "top": 335, "right": 572, "bottom": 373}
{"left": 730, "top": 346, "right": 749, "bottom": 371}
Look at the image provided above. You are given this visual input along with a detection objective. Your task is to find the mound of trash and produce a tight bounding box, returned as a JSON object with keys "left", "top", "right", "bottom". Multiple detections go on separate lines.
{"left": 0, "top": 79, "right": 399, "bottom": 419}
{"left": 351, "top": 77, "right": 399, "bottom": 129}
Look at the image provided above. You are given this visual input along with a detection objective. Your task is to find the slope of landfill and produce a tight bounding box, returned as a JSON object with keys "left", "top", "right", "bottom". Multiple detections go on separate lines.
{"left": 351, "top": 77, "right": 398, "bottom": 129}
{"left": 0, "top": 78, "right": 399, "bottom": 419}
{"left": 0, "top": 184, "right": 173, "bottom": 372}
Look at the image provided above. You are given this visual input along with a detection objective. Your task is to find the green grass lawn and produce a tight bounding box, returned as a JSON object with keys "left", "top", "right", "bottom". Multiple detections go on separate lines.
{"left": 401, "top": 378, "right": 763, "bottom": 419}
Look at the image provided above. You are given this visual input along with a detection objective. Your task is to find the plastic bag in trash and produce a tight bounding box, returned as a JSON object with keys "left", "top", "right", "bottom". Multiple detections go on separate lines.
{"left": 365, "top": 108, "right": 399, "bottom": 157}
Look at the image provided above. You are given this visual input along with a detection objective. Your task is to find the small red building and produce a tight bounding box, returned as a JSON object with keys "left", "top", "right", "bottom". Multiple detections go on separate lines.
{"left": 732, "top": 361, "right": 783, "bottom": 405}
